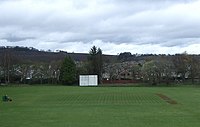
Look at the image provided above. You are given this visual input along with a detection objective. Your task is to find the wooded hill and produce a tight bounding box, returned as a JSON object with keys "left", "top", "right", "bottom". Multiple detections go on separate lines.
{"left": 0, "top": 46, "right": 116, "bottom": 63}
{"left": 2, "top": 46, "right": 199, "bottom": 63}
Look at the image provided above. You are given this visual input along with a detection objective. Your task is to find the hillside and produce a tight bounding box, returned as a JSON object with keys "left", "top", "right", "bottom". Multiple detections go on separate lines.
{"left": 0, "top": 46, "right": 117, "bottom": 63}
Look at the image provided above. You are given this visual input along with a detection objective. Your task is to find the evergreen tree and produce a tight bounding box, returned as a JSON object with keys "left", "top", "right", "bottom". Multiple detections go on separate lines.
{"left": 60, "top": 57, "right": 76, "bottom": 85}
{"left": 88, "top": 46, "right": 103, "bottom": 83}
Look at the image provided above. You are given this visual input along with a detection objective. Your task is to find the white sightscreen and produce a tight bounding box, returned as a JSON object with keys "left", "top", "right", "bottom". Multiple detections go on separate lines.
{"left": 79, "top": 75, "right": 98, "bottom": 86}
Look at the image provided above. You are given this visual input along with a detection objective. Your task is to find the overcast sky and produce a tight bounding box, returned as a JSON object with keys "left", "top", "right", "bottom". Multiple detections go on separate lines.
{"left": 0, "top": 0, "right": 200, "bottom": 54}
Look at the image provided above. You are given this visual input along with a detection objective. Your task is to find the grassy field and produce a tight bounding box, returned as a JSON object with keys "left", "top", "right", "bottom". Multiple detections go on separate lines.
{"left": 0, "top": 85, "right": 200, "bottom": 127}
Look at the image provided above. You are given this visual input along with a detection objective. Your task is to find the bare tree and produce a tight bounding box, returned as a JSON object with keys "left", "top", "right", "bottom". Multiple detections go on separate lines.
{"left": 172, "top": 53, "right": 190, "bottom": 82}
{"left": 2, "top": 49, "right": 12, "bottom": 84}
{"left": 188, "top": 56, "right": 200, "bottom": 84}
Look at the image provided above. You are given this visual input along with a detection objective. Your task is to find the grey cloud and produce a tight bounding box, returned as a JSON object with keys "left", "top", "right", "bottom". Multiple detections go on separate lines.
{"left": 2, "top": 36, "right": 35, "bottom": 42}
{"left": 0, "top": 0, "right": 200, "bottom": 54}
{"left": 1, "top": 34, "right": 35, "bottom": 42}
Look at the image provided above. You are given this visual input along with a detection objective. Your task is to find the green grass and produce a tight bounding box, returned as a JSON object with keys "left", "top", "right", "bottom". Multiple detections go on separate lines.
{"left": 1, "top": 85, "right": 200, "bottom": 127}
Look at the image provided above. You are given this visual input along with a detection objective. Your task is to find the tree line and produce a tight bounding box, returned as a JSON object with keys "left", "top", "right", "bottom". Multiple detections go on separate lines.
{"left": 0, "top": 46, "right": 200, "bottom": 85}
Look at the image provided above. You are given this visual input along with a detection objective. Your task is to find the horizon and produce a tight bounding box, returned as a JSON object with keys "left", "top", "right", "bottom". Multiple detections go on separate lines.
{"left": 1, "top": 45, "right": 199, "bottom": 55}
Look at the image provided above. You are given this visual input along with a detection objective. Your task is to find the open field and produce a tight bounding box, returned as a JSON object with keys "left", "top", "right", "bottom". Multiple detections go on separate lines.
{"left": 1, "top": 85, "right": 200, "bottom": 127}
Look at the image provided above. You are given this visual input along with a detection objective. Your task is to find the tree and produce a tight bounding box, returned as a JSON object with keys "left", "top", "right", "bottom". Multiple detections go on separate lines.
{"left": 118, "top": 52, "right": 132, "bottom": 61}
{"left": 60, "top": 57, "right": 76, "bottom": 85}
{"left": 88, "top": 46, "right": 103, "bottom": 83}
{"left": 131, "top": 64, "right": 142, "bottom": 80}
{"left": 14, "top": 64, "right": 29, "bottom": 84}
{"left": 187, "top": 56, "right": 200, "bottom": 84}
{"left": 172, "top": 53, "right": 190, "bottom": 82}
{"left": 141, "top": 60, "right": 159, "bottom": 85}
{"left": 76, "top": 61, "right": 88, "bottom": 79}
{"left": 48, "top": 60, "right": 62, "bottom": 84}
{"left": 141, "top": 57, "right": 176, "bottom": 85}
{"left": 155, "top": 57, "right": 175, "bottom": 84}
{"left": 2, "top": 48, "right": 16, "bottom": 84}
